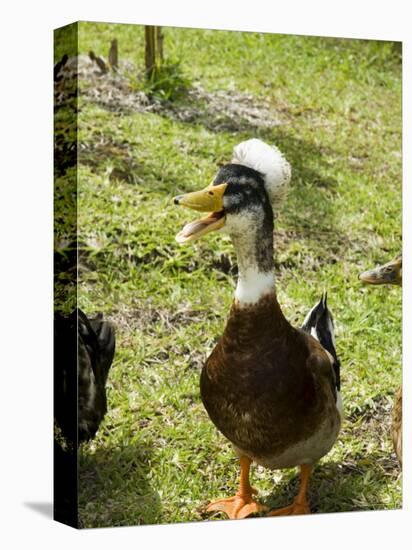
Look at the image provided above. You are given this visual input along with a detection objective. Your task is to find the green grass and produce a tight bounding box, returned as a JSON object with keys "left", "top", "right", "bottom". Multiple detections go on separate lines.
{"left": 56, "top": 22, "right": 401, "bottom": 527}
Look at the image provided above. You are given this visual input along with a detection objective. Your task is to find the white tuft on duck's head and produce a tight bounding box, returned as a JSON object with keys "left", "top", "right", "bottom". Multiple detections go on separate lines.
{"left": 231, "top": 139, "right": 291, "bottom": 212}
{"left": 174, "top": 139, "right": 290, "bottom": 244}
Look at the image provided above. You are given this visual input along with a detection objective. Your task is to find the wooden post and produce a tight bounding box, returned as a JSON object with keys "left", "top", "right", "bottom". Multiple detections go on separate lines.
{"left": 89, "top": 51, "right": 108, "bottom": 74}
{"left": 156, "top": 26, "right": 164, "bottom": 62}
{"left": 145, "top": 25, "right": 163, "bottom": 80}
{"left": 108, "top": 39, "right": 118, "bottom": 71}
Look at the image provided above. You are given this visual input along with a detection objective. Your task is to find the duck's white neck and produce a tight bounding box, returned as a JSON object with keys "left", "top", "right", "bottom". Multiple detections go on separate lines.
{"left": 231, "top": 226, "right": 275, "bottom": 306}
{"left": 235, "top": 269, "right": 275, "bottom": 305}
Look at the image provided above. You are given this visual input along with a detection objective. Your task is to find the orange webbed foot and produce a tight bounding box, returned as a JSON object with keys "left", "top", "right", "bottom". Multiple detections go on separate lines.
{"left": 206, "top": 456, "right": 268, "bottom": 519}
{"left": 267, "top": 499, "right": 310, "bottom": 516}
{"left": 268, "top": 464, "right": 312, "bottom": 517}
{"left": 206, "top": 490, "right": 268, "bottom": 519}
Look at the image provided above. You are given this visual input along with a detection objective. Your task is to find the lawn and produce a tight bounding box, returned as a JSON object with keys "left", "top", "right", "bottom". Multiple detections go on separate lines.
{"left": 55, "top": 22, "right": 402, "bottom": 527}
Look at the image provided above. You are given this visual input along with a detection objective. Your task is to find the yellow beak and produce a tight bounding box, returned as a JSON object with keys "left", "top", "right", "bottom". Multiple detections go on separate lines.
{"left": 174, "top": 183, "right": 227, "bottom": 244}
{"left": 174, "top": 183, "right": 227, "bottom": 212}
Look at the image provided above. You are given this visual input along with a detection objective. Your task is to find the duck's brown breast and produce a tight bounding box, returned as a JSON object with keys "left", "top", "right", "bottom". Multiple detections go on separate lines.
{"left": 200, "top": 294, "right": 338, "bottom": 463}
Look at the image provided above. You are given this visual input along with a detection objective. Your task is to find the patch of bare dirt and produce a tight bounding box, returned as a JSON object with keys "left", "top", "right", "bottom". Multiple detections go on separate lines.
{"left": 107, "top": 303, "right": 219, "bottom": 334}
{"left": 57, "top": 55, "right": 287, "bottom": 132}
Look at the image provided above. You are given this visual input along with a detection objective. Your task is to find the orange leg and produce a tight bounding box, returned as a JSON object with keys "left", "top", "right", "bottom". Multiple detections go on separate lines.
{"left": 206, "top": 456, "right": 268, "bottom": 519}
{"left": 267, "top": 464, "right": 312, "bottom": 516}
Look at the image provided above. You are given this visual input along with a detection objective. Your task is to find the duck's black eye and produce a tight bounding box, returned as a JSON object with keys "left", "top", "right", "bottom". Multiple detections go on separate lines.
{"left": 208, "top": 191, "right": 214, "bottom": 196}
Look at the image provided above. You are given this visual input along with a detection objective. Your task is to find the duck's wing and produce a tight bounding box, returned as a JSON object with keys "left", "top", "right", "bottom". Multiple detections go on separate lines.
{"left": 301, "top": 293, "right": 341, "bottom": 392}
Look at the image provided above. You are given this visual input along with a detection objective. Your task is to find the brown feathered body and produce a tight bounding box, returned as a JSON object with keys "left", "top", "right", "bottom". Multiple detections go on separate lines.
{"left": 392, "top": 386, "right": 402, "bottom": 464}
{"left": 200, "top": 294, "right": 341, "bottom": 469}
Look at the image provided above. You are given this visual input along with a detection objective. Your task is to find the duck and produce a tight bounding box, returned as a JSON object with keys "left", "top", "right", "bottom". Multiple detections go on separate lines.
{"left": 174, "top": 139, "right": 342, "bottom": 518}
{"left": 54, "top": 308, "right": 116, "bottom": 446}
{"left": 359, "top": 254, "right": 402, "bottom": 287}
{"left": 359, "top": 254, "right": 402, "bottom": 464}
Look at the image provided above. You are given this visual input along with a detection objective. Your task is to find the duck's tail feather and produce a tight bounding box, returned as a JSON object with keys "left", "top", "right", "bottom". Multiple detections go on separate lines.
{"left": 301, "top": 293, "right": 341, "bottom": 391}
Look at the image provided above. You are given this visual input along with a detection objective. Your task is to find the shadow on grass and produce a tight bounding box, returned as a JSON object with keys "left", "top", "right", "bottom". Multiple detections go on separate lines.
{"left": 73, "top": 80, "right": 359, "bottom": 276}
{"left": 79, "top": 442, "right": 161, "bottom": 528}
{"left": 80, "top": 96, "right": 340, "bottom": 244}
{"left": 265, "top": 455, "right": 401, "bottom": 514}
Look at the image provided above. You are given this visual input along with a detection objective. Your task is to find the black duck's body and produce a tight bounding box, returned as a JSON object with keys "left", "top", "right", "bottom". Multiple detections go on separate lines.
{"left": 54, "top": 309, "right": 116, "bottom": 446}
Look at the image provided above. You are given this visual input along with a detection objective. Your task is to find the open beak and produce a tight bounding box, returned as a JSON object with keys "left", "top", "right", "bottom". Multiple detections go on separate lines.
{"left": 174, "top": 183, "right": 227, "bottom": 244}
{"left": 359, "top": 256, "right": 402, "bottom": 286}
